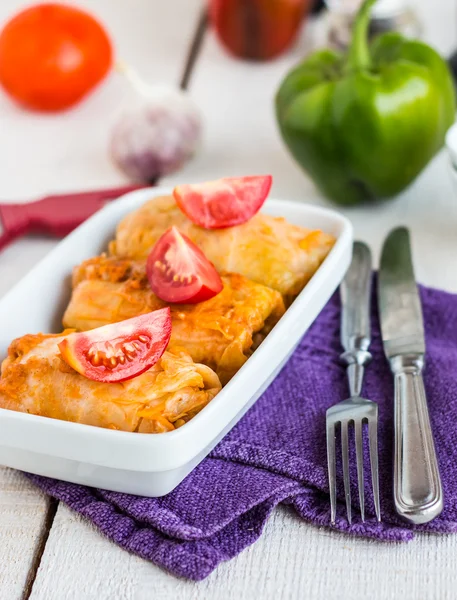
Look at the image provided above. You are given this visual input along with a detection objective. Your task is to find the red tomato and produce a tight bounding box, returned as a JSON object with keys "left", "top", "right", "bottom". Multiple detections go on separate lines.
{"left": 58, "top": 308, "right": 171, "bottom": 383}
{"left": 147, "top": 226, "right": 223, "bottom": 304}
{"left": 173, "top": 175, "right": 272, "bottom": 229}
{"left": 0, "top": 3, "right": 112, "bottom": 111}
{"left": 209, "top": 0, "right": 309, "bottom": 61}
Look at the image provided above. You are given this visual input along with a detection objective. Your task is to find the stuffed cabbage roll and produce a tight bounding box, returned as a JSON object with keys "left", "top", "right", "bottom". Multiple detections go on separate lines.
{"left": 0, "top": 332, "right": 221, "bottom": 433}
{"left": 109, "top": 195, "right": 335, "bottom": 301}
{"left": 64, "top": 255, "right": 285, "bottom": 384}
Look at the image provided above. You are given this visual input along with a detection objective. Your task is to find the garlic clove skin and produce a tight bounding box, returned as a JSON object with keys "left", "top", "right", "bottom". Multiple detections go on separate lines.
{"left": 110, "top": 86, "right": 202, "bottom": 183}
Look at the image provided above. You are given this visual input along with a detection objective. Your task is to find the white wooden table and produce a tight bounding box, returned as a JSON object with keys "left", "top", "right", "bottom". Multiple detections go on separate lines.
{"left": 0, "top": 1, "right": 456, "bottom": 598}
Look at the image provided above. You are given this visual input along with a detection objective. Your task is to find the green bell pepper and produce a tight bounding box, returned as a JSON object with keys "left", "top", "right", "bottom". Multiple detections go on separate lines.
{"left": 275, "top": 0, "right": 456, "bottom": 205}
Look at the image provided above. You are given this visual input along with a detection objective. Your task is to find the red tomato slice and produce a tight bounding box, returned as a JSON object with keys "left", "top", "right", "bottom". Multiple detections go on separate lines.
{"left": 147, "top": 226, "right": 223, "bottom": 303}
{"left": 173, "top": 175, "right": 272, "bottom": 229}
{"left": 58, "top": 308, "right": 171, "bottom": 383}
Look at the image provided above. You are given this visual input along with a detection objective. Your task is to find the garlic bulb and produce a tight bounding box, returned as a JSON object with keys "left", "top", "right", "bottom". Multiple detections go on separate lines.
{"left": 110, "top": 64, "right": 202, "bottom": 182}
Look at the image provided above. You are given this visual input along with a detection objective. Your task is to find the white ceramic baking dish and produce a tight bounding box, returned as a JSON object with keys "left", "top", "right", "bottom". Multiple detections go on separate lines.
{"left": 0, "top": 187, "right": 352, "bottom": 496}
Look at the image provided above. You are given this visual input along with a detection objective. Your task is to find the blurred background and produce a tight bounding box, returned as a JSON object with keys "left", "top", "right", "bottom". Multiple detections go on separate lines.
{"left": 0, "top": 0, "right": 454, "bottom": 199}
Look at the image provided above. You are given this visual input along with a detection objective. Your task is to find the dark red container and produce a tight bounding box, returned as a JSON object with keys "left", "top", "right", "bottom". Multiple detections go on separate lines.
{"left": 209, "top": 0, "right": 310, "bottom": 61}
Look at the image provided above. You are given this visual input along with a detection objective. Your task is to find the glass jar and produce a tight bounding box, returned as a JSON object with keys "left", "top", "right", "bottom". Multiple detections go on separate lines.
{"left": 323, "top": 0, "right": 422, "bottom": 50}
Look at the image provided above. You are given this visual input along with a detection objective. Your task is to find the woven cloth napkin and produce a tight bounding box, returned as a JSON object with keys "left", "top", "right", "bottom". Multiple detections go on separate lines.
{"left": 26, "top": 283, "right": 457, "bottom": 580}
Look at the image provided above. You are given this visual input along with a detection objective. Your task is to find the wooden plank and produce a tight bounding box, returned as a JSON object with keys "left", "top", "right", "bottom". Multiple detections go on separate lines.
{"left": 0, "top": 238, "right": 58, "bottom": 600}
{"left": 0, "top": 240, "right": 56, "bottom": 599}
{"left": 30, "top": 504, "right": 457, "bottom": 600}
{"left": 0, "top": 469, "right": 50, "bottom": 600}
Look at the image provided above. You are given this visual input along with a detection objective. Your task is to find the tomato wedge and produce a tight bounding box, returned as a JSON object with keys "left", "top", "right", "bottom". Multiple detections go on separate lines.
{"left": 58, "top": 308, "right": 171, "bottom": 383}
{"left": 147, "top": 226, "right": 223, "bottom": 303}
{"left": 173, "top": 175, "right": 272, "bottom": 229}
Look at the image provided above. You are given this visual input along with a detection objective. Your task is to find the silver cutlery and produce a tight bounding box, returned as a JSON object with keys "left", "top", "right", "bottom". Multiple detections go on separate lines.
{"left": 326, "top": 241, "right": 381, "bottom": 524}
{"left": 378, "top": 227, "right": 443, "bottom": 524}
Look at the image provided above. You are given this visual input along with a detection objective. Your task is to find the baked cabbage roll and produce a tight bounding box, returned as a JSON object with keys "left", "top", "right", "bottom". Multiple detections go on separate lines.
{"left": 64, "top": 255, "right": 285, "bottom": 384}
{"left": 109, "top": 195, "right": 335, "bottom": 300}
{"left": 0, "top": 333, "right": 221, "bottom": 433}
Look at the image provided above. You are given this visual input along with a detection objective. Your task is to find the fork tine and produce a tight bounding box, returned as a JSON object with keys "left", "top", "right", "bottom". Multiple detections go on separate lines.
{"left": 354, "top": 419, "right": 365, "bottom": 522}
{"left": 341, "top": 420, "right": 352, "bottom": 524}
{"left": 368, "top": 417, "right": 381, "bottom": 521}
{"left": 326, "top": 419, "right": 337, "bottom": 523}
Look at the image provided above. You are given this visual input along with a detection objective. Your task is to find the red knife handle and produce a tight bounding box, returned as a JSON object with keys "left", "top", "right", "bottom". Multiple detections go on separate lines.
{"left": 0, "top": 184, "right": 144, "bottom": 251}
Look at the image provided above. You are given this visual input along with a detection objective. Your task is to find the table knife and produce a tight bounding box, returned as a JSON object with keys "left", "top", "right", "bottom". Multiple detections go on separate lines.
{"left": 378, "top": 227, "right": 443, "bottom": 524}
{"left": 0, "top": 183, "right": 144, "bottom": 252}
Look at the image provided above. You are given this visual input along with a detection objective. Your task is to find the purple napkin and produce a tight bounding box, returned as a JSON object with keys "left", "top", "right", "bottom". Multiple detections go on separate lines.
{"left": 26, "top": 283, "right": 457, "bottom": 580}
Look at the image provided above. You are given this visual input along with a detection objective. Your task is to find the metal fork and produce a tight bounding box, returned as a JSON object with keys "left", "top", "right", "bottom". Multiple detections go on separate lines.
{"left": 326, "top": 241, "right": 381, "bottom": 524}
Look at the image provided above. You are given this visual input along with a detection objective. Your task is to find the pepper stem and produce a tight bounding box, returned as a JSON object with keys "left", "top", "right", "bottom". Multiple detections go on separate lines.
{"left": 345, "top": 0, "right": 377, "bottom": 72}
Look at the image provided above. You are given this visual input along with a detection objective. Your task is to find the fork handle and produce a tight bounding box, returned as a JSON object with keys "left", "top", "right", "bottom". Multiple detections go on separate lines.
{"left": 340, "top": 242, "right": 372, "bottom": 397}
{"left": 391, "top": 354, "right": 443, "bottom": 524}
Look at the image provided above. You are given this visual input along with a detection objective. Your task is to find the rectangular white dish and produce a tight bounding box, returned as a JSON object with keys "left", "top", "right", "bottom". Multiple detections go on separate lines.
{"left": 0, "top": 186, "right": 352, "bottom": 496}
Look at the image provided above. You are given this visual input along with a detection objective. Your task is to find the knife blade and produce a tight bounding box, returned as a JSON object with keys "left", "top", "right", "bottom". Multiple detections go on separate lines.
{"left": 378, "top": 226, "right": 443, "bottom": 524}
{"left": 378, "top": 227, "right": 425, "bottom": 358}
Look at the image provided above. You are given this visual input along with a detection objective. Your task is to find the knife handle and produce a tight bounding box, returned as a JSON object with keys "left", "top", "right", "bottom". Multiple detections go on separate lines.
{"left": 340, "top": 241, "right": 372, "bottom": 397}
{"left": 391, "top": 354, "right": 443, "bottom": 524}
{"left": 0, "top": 184, "right": 144, "bottom": 252}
